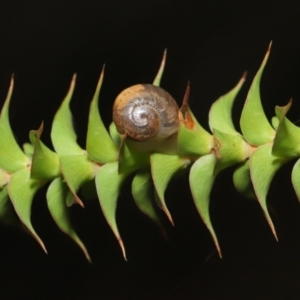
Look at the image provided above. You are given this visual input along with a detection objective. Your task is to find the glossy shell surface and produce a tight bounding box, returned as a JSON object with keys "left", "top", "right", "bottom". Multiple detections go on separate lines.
{"left": 113, "top": 84, "right": 179, "bottom": 141}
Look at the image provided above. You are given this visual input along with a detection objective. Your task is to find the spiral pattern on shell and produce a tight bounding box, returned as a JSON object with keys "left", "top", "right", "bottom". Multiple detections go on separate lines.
{"left": 113, "top": 84, "right": 179, "bottom": 141}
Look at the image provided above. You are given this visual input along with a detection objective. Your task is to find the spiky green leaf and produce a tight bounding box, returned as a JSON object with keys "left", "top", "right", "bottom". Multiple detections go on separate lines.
{"left": 153, "top": 49, "right": 167, "bottom": 87}
{"left": 95, "top": 161, "right": 129, "bottom": 260}
{"left": 240, "top": 43, "right": 275, "bottom": 145}
{"left": 178, "top": 106, "right": 214, "bottom": 157}
{"left": 47, "top": 177, "right": 91, "bottom": 262}
{"left": 30, "top": 123, "right": 60, "bottom": 180}
{"left": 209, "top": 73, "right": 246, "bottom": 135}
{"left": 7, "top": 168, "right": 47, "bottom": 252}
{"left": 249, "top": 143, "right": 288, "bottom": 240}
{"left": 86, "top": 67, "right": 118, "bottom": 163}
{"left": 51, "top": 75, "right": 84, "bottom": 156}
{"left": 189, "top": 154, "right": 221, "bottom": 257}
{"left": 150, "top": 153, "right": 190, "bottom": 224}
{"left": 233, "top": 160, "right": 256, "bottom": 199}
{"left": 59, "top": 154, "right": 99, "bottom": 207}
{"left": 132, "top": 169, "right": 165, "bottom": 235}
{"left": 272, "top": 100, "right": 300, "bottom": 158}
{"left": 0, "top": 77, "right": 30, "bottom": 172}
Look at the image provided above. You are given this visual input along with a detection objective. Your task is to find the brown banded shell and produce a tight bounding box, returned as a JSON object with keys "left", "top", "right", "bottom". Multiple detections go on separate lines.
{"left": 113, "top": 84, "right": 179, "bottom": 141}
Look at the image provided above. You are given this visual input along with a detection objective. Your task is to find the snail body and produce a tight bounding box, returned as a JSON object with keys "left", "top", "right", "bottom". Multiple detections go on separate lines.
{"left": 113, "top": 84, "right": 179, "bottom": 142}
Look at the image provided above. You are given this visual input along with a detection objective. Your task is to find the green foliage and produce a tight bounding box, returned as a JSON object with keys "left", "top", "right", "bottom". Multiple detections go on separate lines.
{"left": 240, "top": 42, "right": 276, "bottom": 145}
{"left": 0, "top": 44, "right": 298, "bottom": 262}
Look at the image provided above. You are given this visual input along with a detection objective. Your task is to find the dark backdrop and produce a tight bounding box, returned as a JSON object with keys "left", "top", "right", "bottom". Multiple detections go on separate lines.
{"left": 0, "top": 1, "right": 300, "bottom": 299}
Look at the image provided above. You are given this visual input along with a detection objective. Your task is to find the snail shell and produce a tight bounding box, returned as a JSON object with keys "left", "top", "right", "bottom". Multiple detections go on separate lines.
{"left": 113, "top": 84, "right": 179, "bottom": 142}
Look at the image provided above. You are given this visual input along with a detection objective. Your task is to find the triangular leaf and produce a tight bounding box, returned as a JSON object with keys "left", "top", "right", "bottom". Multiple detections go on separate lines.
{"left": 46, "top": 177, "right": 91, "bottom": 262}
{"left": 153, "top": 49, "right": 167, "bottom": 87}
{"left": 86, "top": 67, "right": 118, "bottom": 163}
{"left": 7, "top": 168, "right": 47, "bottom": 252}
{"left": 51, "top": 74, "right": 83, "bottom": 156}
{"left": 189, "top": 154, "right": 221, "bottom": 257}
{"left": 132, "top": 169, "right": 165, "bottom": 236}
{"left": 95, "top": 161, "right": 129, "bottom": 260}
{"left": 272, "top": 100, "right": 300, "bottom": 158}
{"left": 150, "top": 153, "right": 190, "bottom": 224}
{"left": 30, "top": 122, "right": 60, "bottom": 180}
{"left": 178, "top": 105, "right": 214, "bottom": 157}
{"left": 240, "top": 43, "right": 275, "bottom": 145}
{"left": 59, "top": 154, "right": 99, "bottom": 207}
{"left": 249, "top": 143, "right": 288, "bottom": 240}
{"left": 233, "top": 160, "right": 256, "bottom": 199}
{"left": 0, "top": 76, "right": 30, "bottom": 172}
{"left": 209, "top": 73, "right": 246, "bottom": 135}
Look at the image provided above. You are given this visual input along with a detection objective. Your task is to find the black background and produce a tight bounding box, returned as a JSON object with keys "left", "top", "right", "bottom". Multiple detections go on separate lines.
{"left": 0, "top": 1, "right": 300, "bottom": 299}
